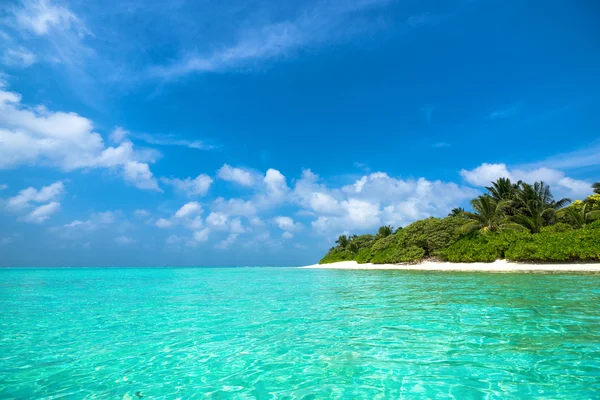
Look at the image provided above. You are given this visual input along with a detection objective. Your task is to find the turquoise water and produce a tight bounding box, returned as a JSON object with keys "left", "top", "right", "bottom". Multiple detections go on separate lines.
{"left": 1, "top": 268, "right": 599, "bottom": 399}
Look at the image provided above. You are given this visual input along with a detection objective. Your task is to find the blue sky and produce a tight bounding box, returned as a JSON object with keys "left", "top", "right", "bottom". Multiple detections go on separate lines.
{"left": 1, "top": 0, "right": 599, "bottom": 267}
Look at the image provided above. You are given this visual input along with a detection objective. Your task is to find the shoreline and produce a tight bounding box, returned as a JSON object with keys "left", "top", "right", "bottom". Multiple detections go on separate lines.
{"left": 300, "top": 259, "right": 600, "bottom": 273}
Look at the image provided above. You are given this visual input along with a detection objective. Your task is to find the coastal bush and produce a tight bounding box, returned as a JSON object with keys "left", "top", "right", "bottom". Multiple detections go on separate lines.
{"left": 540, "top": 223, "right": 573, "bottom": 233}
{"left": 354, "top": 247, "right": 373, "bottom": 263}
{"left": 442, "top": 230, "right": 531, "bottom": 263}
{"left": 370, "top": 245, "right": 425, "bottom": 264}
{"left": 402, "top": 217, "right": 468, "bottom": 256}
{"left": 319, "top": 248, "right": 355, "bottom": 264}
{"left": 505, "top": 228, "right": 600, "bottom": 262}
{"left": 443, "top": 237, "right": 500, "bottom": 262}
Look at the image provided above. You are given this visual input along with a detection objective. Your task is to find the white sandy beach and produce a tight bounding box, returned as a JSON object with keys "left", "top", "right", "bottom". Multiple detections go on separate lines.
{"left": 300, "top": 259, "right": 600, "bottom": 272}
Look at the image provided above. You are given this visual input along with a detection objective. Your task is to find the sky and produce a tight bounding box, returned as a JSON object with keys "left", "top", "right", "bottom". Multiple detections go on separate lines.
{"left": 0, "top": 0, "right": 599, "bottom": 267}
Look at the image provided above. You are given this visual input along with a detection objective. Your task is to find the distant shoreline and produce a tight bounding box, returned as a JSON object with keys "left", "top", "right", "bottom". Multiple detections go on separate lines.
{"left": 300, "top": 260, "right": 600, "bottom": 273}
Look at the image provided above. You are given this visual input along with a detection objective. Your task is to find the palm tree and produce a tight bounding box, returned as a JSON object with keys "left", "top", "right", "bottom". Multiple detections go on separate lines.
{"left": 593, "top": 182, "right": 600, "bottom": 195}
{"left": 377, "top": 225, "right": 393, "bottom": 238}
{"left": 558, "top": 202, "right": 600, "bottom": 229}
{"left": 512, "top": 181, "right": 571, "bottom": 233}
{"left": 458, "top": 195, "right": 520, "bottom": 234}
{"left": 486, "top": 178, "right": 522, "bottom": 216}
{"left": 448, "top": 207, "right": 465, "bottom": 217}
{"left": 335, "top": 235, "right": 348, "bottom": 249}
{"left": 486, "top": 177, "right": 522, "bottom": 201}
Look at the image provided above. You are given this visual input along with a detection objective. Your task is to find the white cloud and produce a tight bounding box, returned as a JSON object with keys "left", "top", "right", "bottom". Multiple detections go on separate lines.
{"left": 300, "top": 171, "right": 477, "bottom": 235}
{"left": 2, "top": 47, "right": 37, "bottom": 67}
{"left": 161, "top": 174, "right": 213, "bottom": 196}
{"left": 155, "top": 218, "right": 173, "bottom": 228}
{"left": 282, "top": 231, "right": 293, "bottom": 239}
{"left": 217, "top": 164, "right": 256, "bottom": 186}
{"left": 0, "top": 184, "right": 7, "bottom": 190}
{"left": 7, "top": 181, "right": 64, "bottom": 210}
{"left": 193, "top": 228, "right": 210, "bottom": 242}
{"left": 55, "top": 211, "right": 118, "bottom": 238}
{"left": 212, "top": 197, "right": 257, "bottom": 216}
{"left": 273, "top": 216, "right": 301, "bottom": 232}
{"left": 123, "top": 161, "right": 161, "bottom": 191}
{"left": 460, "top": 163, "right": 511, "bottom": 187}
{"left": 174, "top": 202, "right": 203, "bottom": 219}
{"left": 133, "top": 133, "right": 215, "bottom": 150}
{"left": 0, "top": 87, "right": 160, "bottom": 190}
{"left": 133, "top": 209, "right": 150, "bottom": 218}
{"left": 22, "top": 201, "right": 60, "bottom": 223}
{"left": 149, "top": 0, "right": 393, "bottom": 79}
{"left": 114, "top": 235, "right": 135, "bottom": 245}
{"left": 15, "top": 0, "right": 86, "bottom": 35}
{"left": 206, "top": 212, "right": 229, "bottom": 228}
{"left": 110, "top": 127, "right": 129, "bottom": 143}
{"left": 215, "top": 234, "right": 238, "bottom": 250}
{"left": 460, "top": 162, "right": 593, "bottom": 199}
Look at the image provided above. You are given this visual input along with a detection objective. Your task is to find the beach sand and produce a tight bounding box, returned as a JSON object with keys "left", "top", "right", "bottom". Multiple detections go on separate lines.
{"left": 300, "top": 259, "right": 600, "bottom": 273}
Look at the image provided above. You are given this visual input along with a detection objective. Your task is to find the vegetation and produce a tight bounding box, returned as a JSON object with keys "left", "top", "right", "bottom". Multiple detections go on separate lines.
{"left": 319, "top": 180, "right": 600, "bottom": 264}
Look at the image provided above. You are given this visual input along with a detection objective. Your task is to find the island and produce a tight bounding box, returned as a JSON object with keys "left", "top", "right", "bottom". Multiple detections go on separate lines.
{"left": 308, "top": 179, "right": 600, "bottom": 271}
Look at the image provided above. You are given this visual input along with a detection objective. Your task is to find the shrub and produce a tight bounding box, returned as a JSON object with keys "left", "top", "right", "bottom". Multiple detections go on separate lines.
{"left": 540, "top": 223, "right": 573, "bottom": 233}
{"left": 319, "top": 248, "right": 355, "bottom": 264}
{"left": 370, "top": 245, "right": 425, "bottom": 264}
{"left": 441, "top": 230, "right": 531, "bottom": 263}
{"left": 444, "top": 237, "right": 500, "bottom": 262}
{"left": 354, "top": 247, "right": 373, "bottom": 264}
{"left": 505, "top": 228, "right": 600, "bottom": 262}
{"left": 402, "top": 217, "right": 467, "bottom": 256}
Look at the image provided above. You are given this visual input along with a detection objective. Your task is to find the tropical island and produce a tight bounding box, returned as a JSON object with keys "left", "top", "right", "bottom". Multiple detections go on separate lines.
{"left": 314, "top": 179, "right": 600, "bottom": 268}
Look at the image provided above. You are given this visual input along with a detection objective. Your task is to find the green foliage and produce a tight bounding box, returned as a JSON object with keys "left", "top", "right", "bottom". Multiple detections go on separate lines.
{"left": 505, "top": 226, "right": 600, "bottom": 262}
{"left": 448, "top": 207, "right": 465, "bottom": 217}
{"left": 593, "top": 182, "right": 600, "bottom": 195}
{"left": 442, "top": 230, "right": 531, "bottom": 263}
{"left": 459, "top": 196, "right": 519, "bottom": 234}
{"left": 539, "top": 223, "right": 573, "bottom": 233}
{"left": 376, "top": 225, "right": 393, "bottom": 238}
{"left": 443, "top": 236, "right": 500, "bottom": 262}
{"left": 319, "top": 248, "right": 355, "bottom": 264}
{"left": 584, "top": 194, "right": 600, "bottom": 210}
{"left": 512, "top": 181, "right": 571, "bottom": 233}
{"left": 354, "top": 247, "right": 373, "bottom": 264}
{"left": 401, "top": 217, "right": 468, "bottom": 256}
{"left": 319, "top": 179, "right": 597, "bottom": 265}
{"left": 370, "top": 245, "right": 425, "bottom": 264}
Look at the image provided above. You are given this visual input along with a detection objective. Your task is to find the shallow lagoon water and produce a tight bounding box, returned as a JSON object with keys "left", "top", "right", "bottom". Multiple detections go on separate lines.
{"left": 1, "top": 267, "right": 599, "bottom": 399}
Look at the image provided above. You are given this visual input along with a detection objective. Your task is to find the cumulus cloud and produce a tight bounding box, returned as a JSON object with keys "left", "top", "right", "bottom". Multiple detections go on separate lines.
{"left": 155, "top": 218, "right": 173, "bottom": 228}
{"left": 161, "top": 174, "right": 213, "bottom": 196}
{"left": 217, "top": 164, "right": 256, "bottom": 186}
{"left": 215, "top": 233, "right": 238, "bottom": 249}
{"left": 110, "top": 127, "right": 129, "bottom": 143}
{"left": 212, "top": 197, "right": 257, "bottom": 216}
{"left": 174, "top": 202, "right": 203, "bottom": 219}
{"left": 0, "top": 87, "right": 159, "bottom": 191}
{"left": 133, "top": 209, "right": 150, "bottom": 218}
{"left": 296, "top": 171, "right": 478, "bottom": 235}
{"left": 273, "top": 216, "right": 302, "bottom": 231}
{"left": 6, "top": 181, "right": 64, "bottom": 210}
{"left": 460, "top": 163, "right": 593, "bottom": 199}
{"left": 194, "top": 228, "right": 210, "bottom": 242}
{"left": 22, "top": 201, "right": 60, "bottom": 223}
{"left": 55, "top": 211, "right": 118, "bottom": 238}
